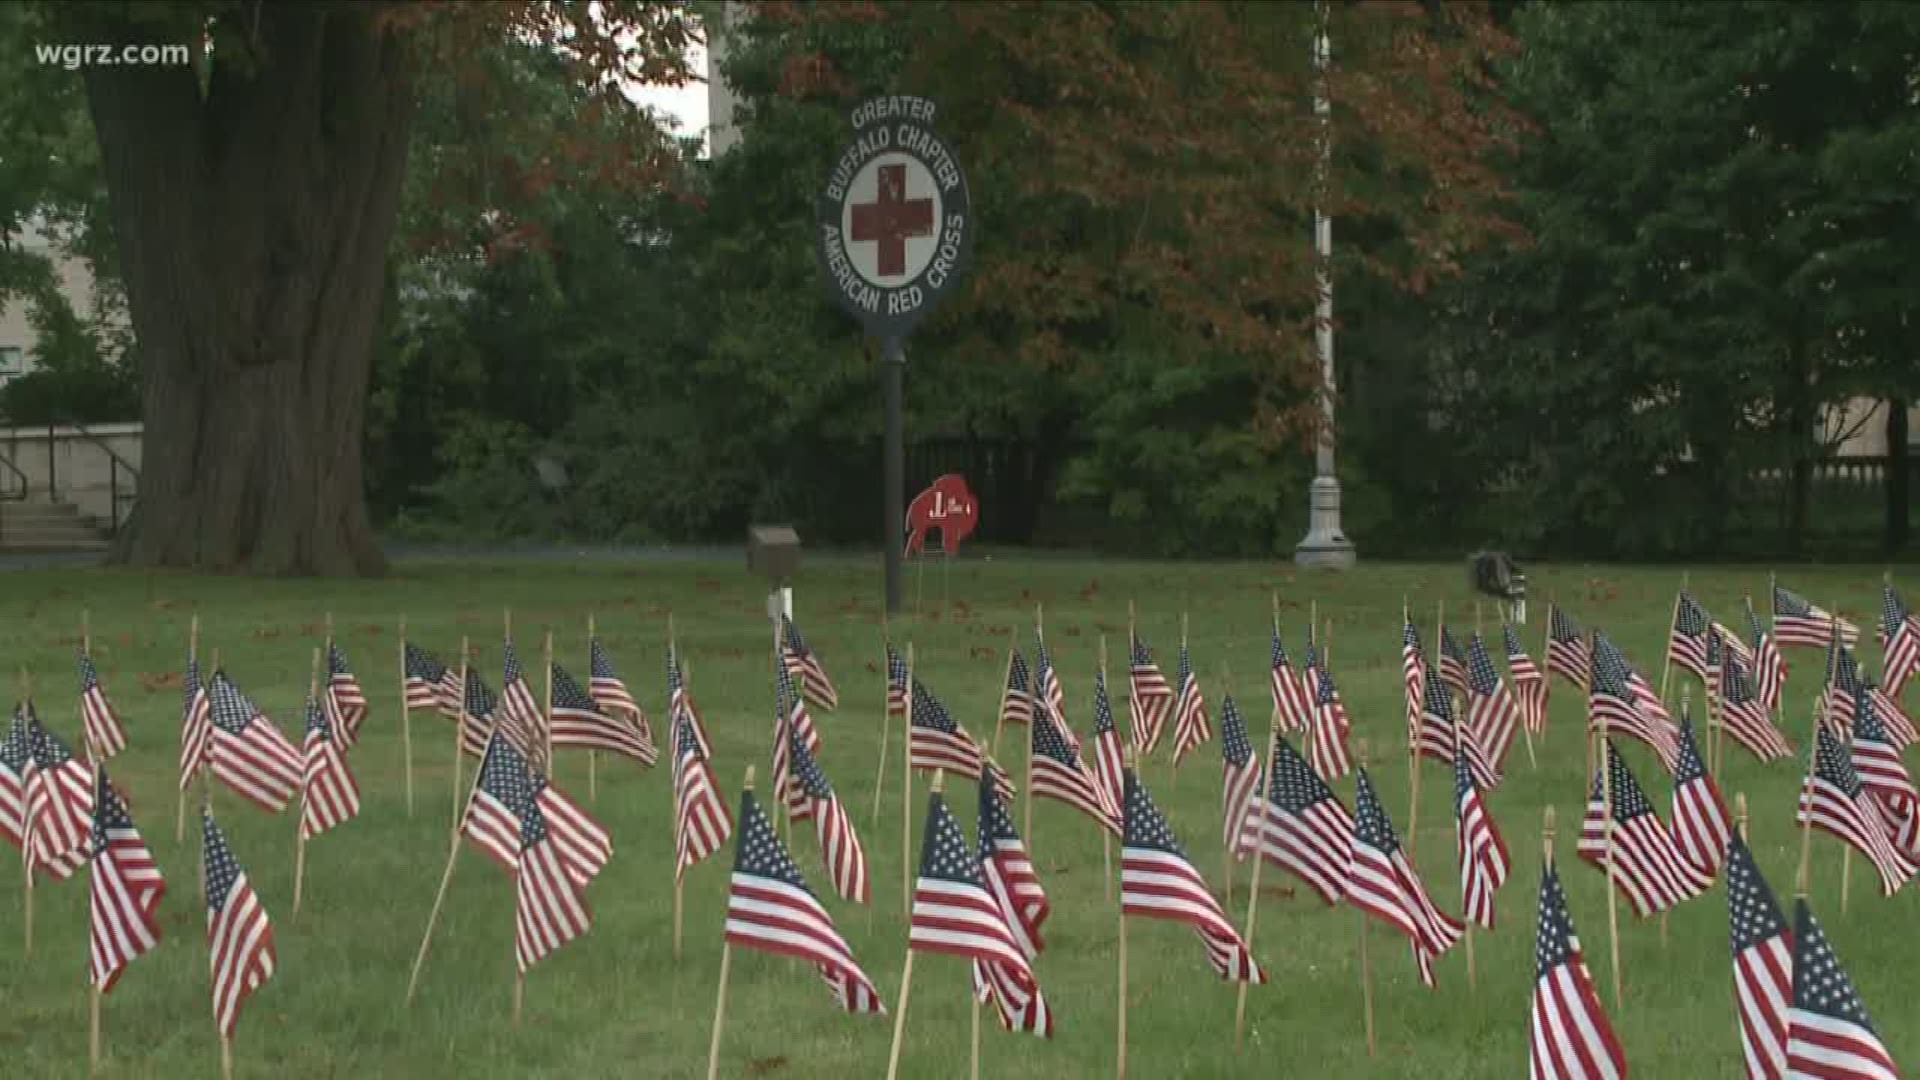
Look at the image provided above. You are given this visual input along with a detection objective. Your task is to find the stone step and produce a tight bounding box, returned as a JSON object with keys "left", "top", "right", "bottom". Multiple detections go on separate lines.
{"left": 0, "top": 537, "right": 110, "bottom": 553}
{"left": 0, "top": 498, "right": 110, "bottom": 552}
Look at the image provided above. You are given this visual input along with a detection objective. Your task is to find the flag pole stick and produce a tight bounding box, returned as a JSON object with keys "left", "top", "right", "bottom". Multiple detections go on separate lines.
{"left": 1407, "top": 601, "right": 1423, "bottom": 865}
{"left": 405, "top": 829, "right": 463, "bottom": 1006}
{"left": 220, "top": 1035, "right": 232, "bottom": 1080}
{"left": 399, "top": 615, "right": 414, "bottom": 817}
{"left": 90, "top": 981, "right": 101, "bottom": 1076}
{"left": 1600, "top": 706, "right": 1623, "bottom": 1011}
{"left": 512, "top": 969, "right": 523, "bottom": 1028}
{"left": 1358, "top": 739, "right": 1376, "bottom": 1058}
{"left": 1117, "top": 844, "right": 1130, "bottom": 1080}
{"left": 1102, "top": 635, "right": 1115, "bottom": 904}
{"left": 451, "top": 639, "right": 469, "bottom": 833}
{"left": 542, "top": 629, "right": 555, "bottom": 780}
{"left": 1235, "top": 705, "right": 1279, "bottom": 1049}
{"left": 293, "top": 648, "right": 319, "bottom": 919}
{"left": 1172, "top": 611, "right": 1188, "bottom": 794}
{"left": 1269, "top": 592, "right": 1282, "bottom": 736}
{"left": 705, "top": 765, "right": 751, "bottom": 1079}
{"left": 990, "top": 645, "right": 1013, "bottom": 762}
{"left": 887, "top": 771, "right": 938, "bottom": 1080}
{"left": 1841, "top": 847, "right": 1852, "bottom": 914}
{"left": 177, "top": 614, "right": 200, "bottom": 844}
{"left": 901, "top": 642, "right": 917, "bottom": 921}
{"left": 22, "top": 665, "right": 33, "bottom": 958}
{"left": 872, "top": 614, "right": 892, "bottom": 832}
{"left": 1796, "top": 695, "right": 1821, "bottom": 897}
{"left": 970, "top": 983, "right": 982, "bottom": 1080}
{"left": 1657, "top": 580, "right": 1683, "bottom": 705}
{"left": 587, "top": 615, "right": 598, "bottom": 805}
{"left": 1028, "top": 606, "right": 1043, "bottom": 847}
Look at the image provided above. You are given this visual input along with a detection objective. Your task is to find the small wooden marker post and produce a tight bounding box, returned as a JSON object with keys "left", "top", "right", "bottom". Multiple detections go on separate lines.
{"left": 586, "top": 615, "right": 600, "bottom": 805}
{"left": 1027, "top": 605, "right": 1044, "bottom": 849}
{"left": 1599, "top": 707, "right": 1623, "bottom": 1011}
{"left": 989, "top": 644, "right": 1014, "bottom": 761}
{"left": 1117, "top": 747, "right": 1132, "bottom": 1080}
{"left": 705, "top": 763, "right": 753, "bottom": 1080}
{"left": 449, "top": 638, "right": 471, "bottom": 833}
{"left": 1101, "top": 636, "right": 1115, "bottom": 904}
{"left": 886, "top": 771, "right": 940, "bottom": 1080}
{"left": 177, "top": 613, "right": 202, "bottom": 843}
{"left": 1406, "top": 600, "right": 1423, "bottom": 865}
{"left": 1657, "top": 577, "right": 1685, "bottom": 705}
{"left": 1171, "top": 611, "right": 1190, "bottom": 793}
{"left": 1358, "top": 739, "right": 1377, "bottom": 1057}
{"left": 21, "top": 665, "right": 34, "bottom": 959}
{"left": 901, "top": 642, "right": 918, "bottom": 921}
{"left": 398, "top": 615, "right": 414, "bottom": 817}
{"left": 292, "top": 648, "right": 320, "bottom": 919}
{"left": 88, "top": 754, "right": 103, "bottom": 1076}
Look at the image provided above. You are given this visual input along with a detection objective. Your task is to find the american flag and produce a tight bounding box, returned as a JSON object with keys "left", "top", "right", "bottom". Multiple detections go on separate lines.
{"left": 78, "top": 651, "right": 127, "bottom": 760}
{"left": 1029, "top": 703, "right": 1119, "bottom": 834}
{"left": 1746, "top": 597, "right": 1789, "bottom": 711}
{"left": 550, "top": 661, "right": 656, "bottom": 766}
{"left": 403, "top": 641, "right": 461, "bottom": 716}
{"left": 1090, "top": 669, "right": 1128, "bottom": 818}
{"left": 1727, "top": 831, "right": 1792, "bottom": 1080}
{"left": 1667, "top": 590, "right": 1711, "bottom": 682}
{"left": 1785, "top": 899, "right": 1898, "bottom": 1080}
{"left": 299, "top": 689, "right": 361, "bottom": 840}
{"left": 977, "top": 767, "right": 1049, "bottom": 958}
{"left": 1170, "top": 639, "right": 1212, "bottom": 767}
{"left": 1667, "top": 715, "right": 1729, "bottom": 879}
{"left": 1717, "top": 631, "right": 1793, "bottom": 763}
{"left": 1130, "top": 635, "right": 1175, "bottom": 752}
{"left": 178, "top": 654, "right": 213, "bottom": 791}
{"left": 1881, "top": 583, "right": 1919, "bottom": 698}
{"left": 0, "top": 708, "right": 26, "bottom": 849}
{"left": 782, "top": 615, "right": 839, "bottom": 711}
{"left": 206, "top": 673, "right": 302, "bottom": 814}
{"left": 1504, "top": 623, "right": 1550, "bottom": 737}
{"left": 1454, "top": 722, "right": 1509, "bottom": 930}
{"left": 1823, "top": 641, "right": 1863, "bottom": 733}
{"left": 1219, "top": 695, "right": 1262, "bottom": 861}
{"left": 673, "top": 712, "right": 732, "bottom": 881}
{"left": 908, "top": 672, "right": 985, "bottom": 782}
{"left": 88, "top": 766, "right": 164, "bottom": 993}
{"left": 1466, "top": 632, "right": 1521, "bottom": 777}
{"left": 723, "top": 789, "right": 884, "bottom": 1014}
{"left": 1034, "top": 638, "right": 1068, "bottom": 737}
{"left": 1121, "top": 768, "right": 1265, "bottom": 983}
{"left": 1269, "top": 629, "right": 1313, "bottom": 735}
{"left": 1774, "top": 584, "right": 1859, "bottom": 650}
{"left": 1588, "top": 635, "right": 1679, "bottom": 774}
{"left": 1850, "top": 682, "right": 1918, "bottom": 853}
{"left": 1868, "top": 681, "right": 1917, "bottom": 753}
{"left": 1576, "top": 740, "right": 1712, "bottom": 917}
{"left": 1424, "top": 663, "right": 1499, "bottom": 790}
{"left": 587, "top": 638, "right": 648, "bottom": 741}
{"left": 1308, "top": 662, "right": 1353, "bottom": 782}
{"left": 1350, "top": 767, "right": 1463, "bottom": 987}
{"left": 326, "top": 642, "right": 368, "bottom": 746}
{"left": 1405, "top": 621, "right": 1447, "bottom": 762}
{"left": 202, "top": 809, "right": 276, "bottom": 1039}
{"left": 458, "top": 666, "right": 499, "bottom": 759}
{"left": 790, "top": 721, "right": 869, "bottom": 904}
{"left": 1240, "top": 736, "right": 1353, "bottom": 905}
{"left": 1001, "top": 648, "right": 1034, "bottom": 731}
{"left": 499, "top": 638, "right": 544, "bottom": 762}
{"left": 515, "top": 790, "right": 593, "bottom": 974}
{"left": 23, "top": 706, "right": 92, "bottom": 880}
{"left": 886, "top": 643, "right": 911, "bottom": 719}
{"left": 1529, "top": 862, "right": 1626, "bottom": 1080}
{"left": 1438, "top": 626, "right": 1470, "bottom": 699}
{"left": 462, "top": 734, "right": 612, "bottom": 887}
{"left": 1547, "top": 604, "right": 1591, "bottom": 691}
{"left": 910, "top": 792, "right": 1046, "bottom": 1023}
{"left": 1797, "top": 723, "right": 1916, "bottom": 897}
{"left": 666, "top": 647, "right": 712, "bottom": 764}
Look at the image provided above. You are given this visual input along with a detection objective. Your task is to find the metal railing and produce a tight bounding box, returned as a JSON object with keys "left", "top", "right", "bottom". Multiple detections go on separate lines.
{"left": 56, "top": 417, "right": 139, "bottom": 535}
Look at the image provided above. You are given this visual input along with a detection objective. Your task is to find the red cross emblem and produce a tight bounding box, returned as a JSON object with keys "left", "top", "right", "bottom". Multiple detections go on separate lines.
{"left": 849, "top": 163, "right": 935, "bottom": 278}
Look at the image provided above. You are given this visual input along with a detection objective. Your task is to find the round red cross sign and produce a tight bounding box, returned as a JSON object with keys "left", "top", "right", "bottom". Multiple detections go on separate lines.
{"left": 815, "top": 95, "right": 973, "bottom": 342}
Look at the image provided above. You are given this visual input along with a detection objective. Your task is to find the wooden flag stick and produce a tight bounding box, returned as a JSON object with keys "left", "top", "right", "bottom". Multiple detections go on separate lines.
{"left": 1796, "top": 696, "right": 1821, "bottom": 899}
{"left": 1102, "top": 635, "right": 1115, "bottom": 904}
{"left": 1657, "top": 580, "right": 1684, "bottom": 705}
{"left": 220, "top": 1035, "right": 232, "bottom": 1080}
{"left": 1117, "top": 858, "right": 1130, "bottom": 1080}
{"left": 586, "top": 615, "right": 598, "bottom": 805}
{"left": 990, "top": 645, "right": 1014, "bottom": 762}
{"left": 293, "top": 648, "right": 320, "bottom": 919}
{"left": 405, "top": 830, "right": 463, "bottom": 1006}
{"left": 177, "top": 614, "right": 201, "bottom": 843}
{"left": 970, "top": 984, "right": 982, "bottom": 1080}
{"left": 1735, "top": 791, "right": 1749, "bottom": 840}
{"left": 1600, "top": 708, "right": 1623, "bottom": 1011}
{"left": 1407, "top": 601, "right": 1423, "bottom": 865}
{"left": 872, "top": 615, "right": 892, "bottom": 832}
{"left": 450, "top": 638, "right": 470, "bottom": 832}
{"left": 399, "top": 616, "right": 414, "bottom": 817}
{"left": 901, "top": 642, "right": 917, "bottom": 920}
{"left": 542, "top": 629, "right": 555, "bottom": 780}
{"left": 1172, "top": 611, "right": 1188, "bottom": 793}
{"left": 1358, "top": 739, "right": 1376, "bottom": 1057}
{"left": 706, "top": 762, "right": 748, "bottom": 1078}
{"left": 887, "top": 771, "right": 939, "bottom": 1080}
{"left": 1269, "top": 592, "right": 1282, "bottom": 732}
{"left": 1235, "top": 705, "right": 1280, "bottom": 1049}
{"left": 512, "top": 969, "right": 523, "bottom": 1028}
{"left": 21, "top": 666, "right": 33, "bottom": 958}
{"left": 90, "top": 982, "right": 101, "bottom": 1076}
{"left": 1028, "top": 606, "right": 1043, "bottom": 846}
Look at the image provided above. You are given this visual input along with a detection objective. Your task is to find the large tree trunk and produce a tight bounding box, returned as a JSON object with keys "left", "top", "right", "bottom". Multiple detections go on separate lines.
{"left": 78, "top": 7, "right": 413, "bottom": 575}
{"left": 1889, "top": 398, "right": 1911, "bottom": 555}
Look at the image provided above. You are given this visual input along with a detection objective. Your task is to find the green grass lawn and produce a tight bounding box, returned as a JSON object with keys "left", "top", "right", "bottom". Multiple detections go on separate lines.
{"left": 2, "top": 556, "right": 1915, "bottom": 1078}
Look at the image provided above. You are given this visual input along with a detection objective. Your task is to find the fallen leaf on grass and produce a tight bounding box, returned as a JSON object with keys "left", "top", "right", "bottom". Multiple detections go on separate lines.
{"left": 148, "top": 598, "right": 180, "bottom": 611}
{"left": 1062, "top": 626, "right": 1082, "bottom": 637}
{"left": 1078, "top": 579, "right": 1100, "bottom": 600}
{"left": 969, "top": 647, "right": 995, "bottom": 660}
{"left": 985, "top": 625, "right": 1011, "bottom": 637}
{"left": 1093, "top": 621, "right": 1121, "bottom": 634}
{"left": 252, "top": 626, "right": 284, "bottom": 640}
{"left": 49, "top": 634, "right": 81, "bottom": 648}
{"left": 746, "top": 1057, "right": 789, "bottom": 1076}
{"left": 138, "top": 671, "right": 183, "bottom": 693}
{"left": 358, "top": 624, "right": 383, "bottom": 637}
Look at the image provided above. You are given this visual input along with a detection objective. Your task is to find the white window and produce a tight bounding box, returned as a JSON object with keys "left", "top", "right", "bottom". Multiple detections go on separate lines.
{"left": 0, "top": 346, "right": 23, "bottom": 374}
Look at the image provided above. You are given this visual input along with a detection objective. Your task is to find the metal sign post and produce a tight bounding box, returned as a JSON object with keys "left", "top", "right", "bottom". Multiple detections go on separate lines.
{"left": 814, "top": 95, "right": 974, "bottom": 614}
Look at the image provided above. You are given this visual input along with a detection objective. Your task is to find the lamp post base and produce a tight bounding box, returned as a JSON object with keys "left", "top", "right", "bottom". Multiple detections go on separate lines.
{"left": 1293, "top": 476, "right": 1356, "bottom": 570}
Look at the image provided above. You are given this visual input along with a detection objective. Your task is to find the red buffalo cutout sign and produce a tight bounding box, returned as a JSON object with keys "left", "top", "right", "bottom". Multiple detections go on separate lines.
{"left": 904, "top": 473, "right": 978, "bottom": 557}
